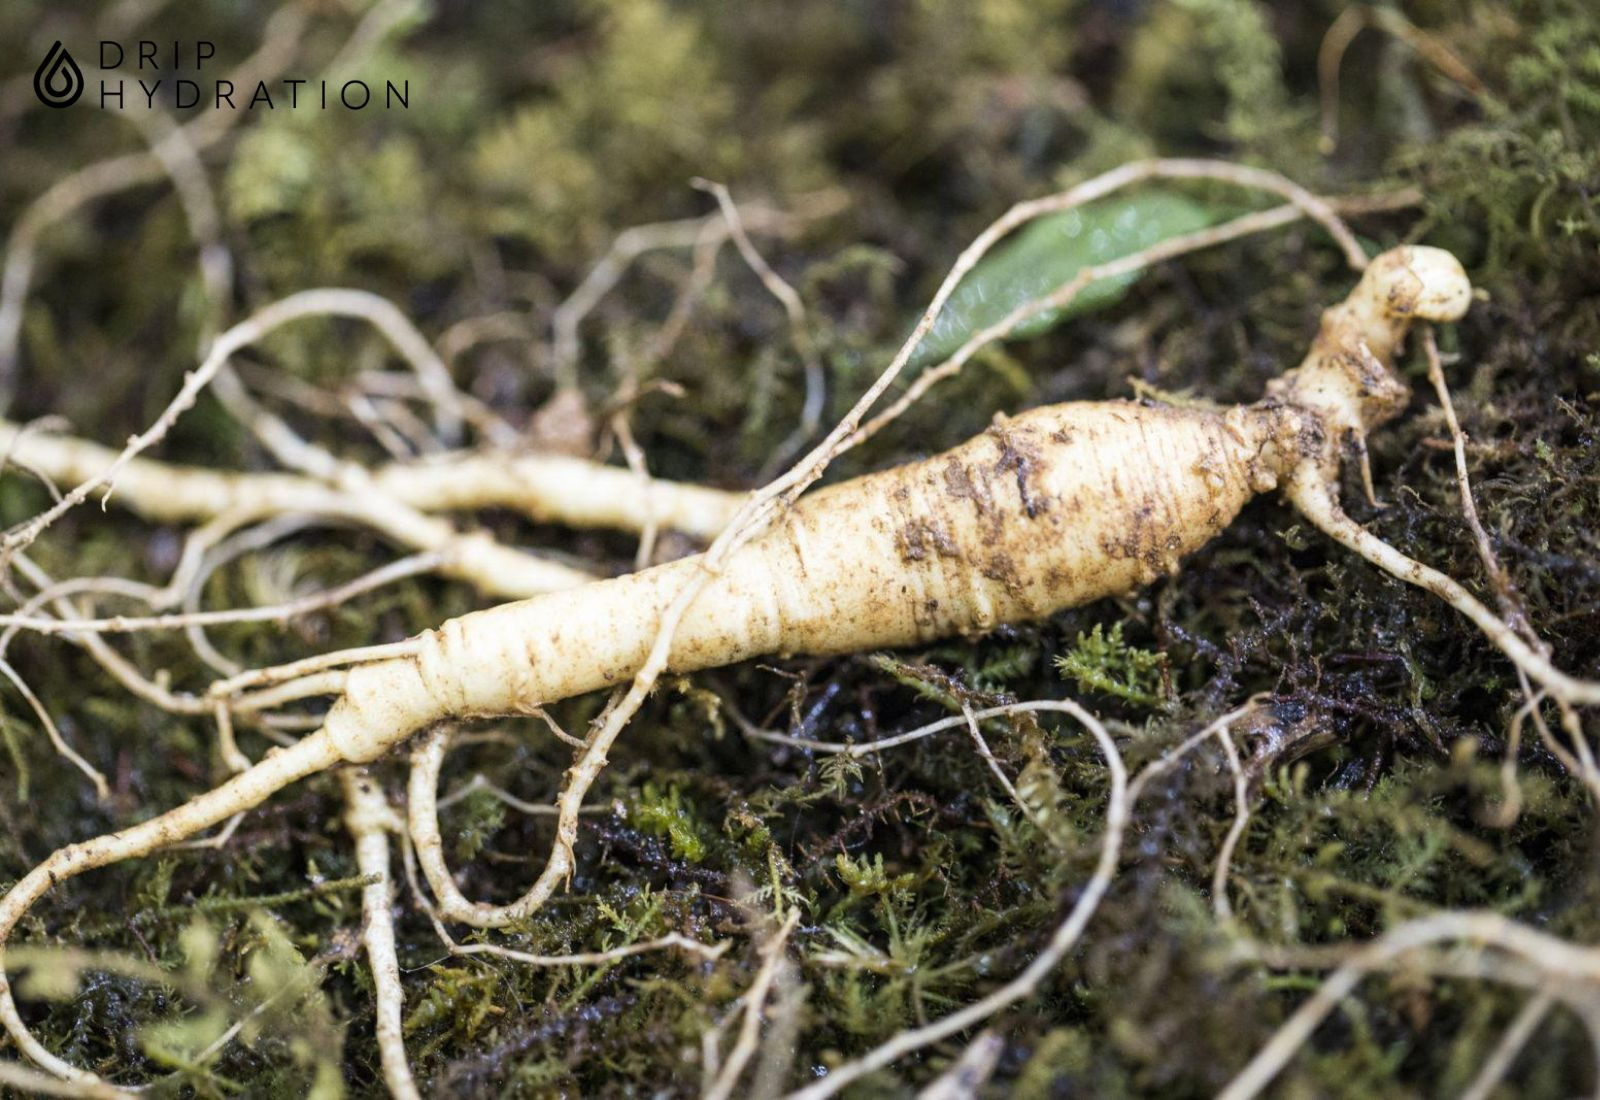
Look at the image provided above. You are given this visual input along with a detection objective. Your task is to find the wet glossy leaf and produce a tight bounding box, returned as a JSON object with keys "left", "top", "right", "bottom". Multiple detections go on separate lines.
{"left": 913, "top": 190, "right": 1221, "bottom": 364}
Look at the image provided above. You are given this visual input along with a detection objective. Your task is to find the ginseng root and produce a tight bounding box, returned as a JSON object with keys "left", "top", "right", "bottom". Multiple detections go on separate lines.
{"left": 0, "top": 415, "right": 744, "bottom": 546}
{"left": 0, "top": 413, "right": 744, "bottom": 600}
{"left": 3, "top": 244, "right": 1597, "bottom": 1087}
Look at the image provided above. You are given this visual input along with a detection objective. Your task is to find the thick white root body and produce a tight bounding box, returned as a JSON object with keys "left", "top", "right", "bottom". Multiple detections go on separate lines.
{"left": 335, "top": 398, "right": 1290, "bottom": 757}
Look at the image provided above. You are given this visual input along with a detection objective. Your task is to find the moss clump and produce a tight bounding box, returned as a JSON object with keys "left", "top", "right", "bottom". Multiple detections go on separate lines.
{"left": 631, "top": 783, "right": 711, "bottom": 863}
{"left": 1056, "top": 622, "right": 1171, "bottom": 708}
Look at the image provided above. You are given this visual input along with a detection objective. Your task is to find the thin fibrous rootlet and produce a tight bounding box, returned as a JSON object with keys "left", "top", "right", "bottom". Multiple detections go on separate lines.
{"left": 0, "top": 1, "right": 1598, "bottom": 1098}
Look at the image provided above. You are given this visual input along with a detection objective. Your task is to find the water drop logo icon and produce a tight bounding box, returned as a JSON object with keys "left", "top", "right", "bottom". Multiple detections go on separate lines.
{"left": 33, "top": 41, "right": 84, "bottom": 109}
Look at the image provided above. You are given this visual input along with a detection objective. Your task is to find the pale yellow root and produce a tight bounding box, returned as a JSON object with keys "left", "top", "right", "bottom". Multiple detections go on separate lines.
{"left": 912, "top": 1032, "right": 1005, "bottom": 1100}
{"left": 0, "top": 164, "right": 1408, "bottom": 611}
{"left": 0, "top": 1058, "right": 133, "bottom": 1098}
{"left": 0, "top": 418, "right": 743, "bottom": 543}
{"left": 0, "top": 732, "right": 337, "bottom": 1082}
{"left": 1418, "top": 327, "right": 1590, "bottom": 813}
{"left": 339, "top": 769, "right": 422, "bottom": 1100}
{"left": 1317, "top": 5, "right": 1483, "bottom": 154}
{"left": 784, "top": 699, "right": 1128, "bottom": 1100}
{"left": 1268, "top": 244, "right": 1600, "bottom": 708}
{"left": 694, "top": 178, "right": 827, "bottom": 470}
{"left": 1288, "top": 478, "right": 1600, "bottom": 707}
{"left": 0, "top": 64, "right": 736, "bottom": 603}
{"left": 704, "top": 910, "right": 801, "bottom": 1100}
{"left": 549, "top": 196, "right": 838, "bottom": 389}
{"left": 1218, "top": 913, "right": 1600, "bottom": 1100}
{"left": 446, "top": 934, "right": 726, "bottom": 969}
{"left": 0, "top": 249, "right": 742, "bottom": 596}
{"left": 370, "top": 449, "right": 744, "bottom": 540}
{"left": 1456, "top": 990, "right": 1555, "bottom": 1100}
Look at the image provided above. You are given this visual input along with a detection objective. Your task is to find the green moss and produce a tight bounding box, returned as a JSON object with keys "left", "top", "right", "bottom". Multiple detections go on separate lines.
{"left": 1055, "top": 622, "right": 1171, "bottom": 708}
{"left": 631, "top": 783, "right": 710, "bottom": 863}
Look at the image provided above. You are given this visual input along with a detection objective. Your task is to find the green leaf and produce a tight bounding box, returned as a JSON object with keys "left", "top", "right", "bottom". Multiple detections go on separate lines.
{"left": 913, "top": 189, "right": 1221, "bottom": 365}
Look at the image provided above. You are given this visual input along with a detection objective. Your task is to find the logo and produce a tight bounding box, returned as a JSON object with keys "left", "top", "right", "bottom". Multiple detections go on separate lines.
{"left": 33, "top": 41, "right": 84, "bottom": 108}
{"left": 25, "top": 38, "right": 411, "bottom": 113}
